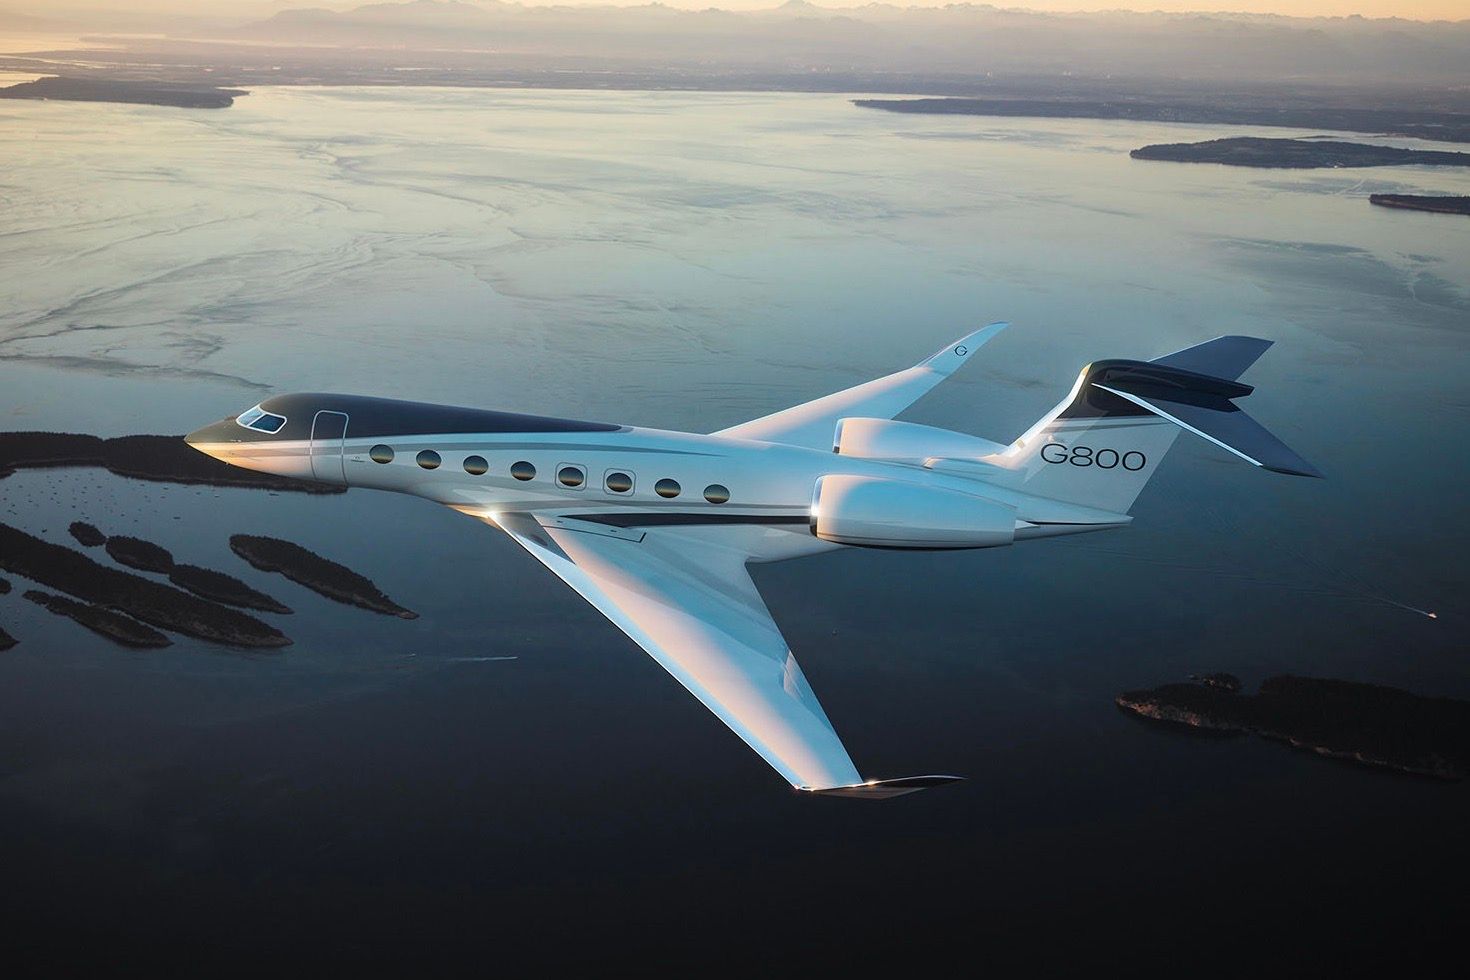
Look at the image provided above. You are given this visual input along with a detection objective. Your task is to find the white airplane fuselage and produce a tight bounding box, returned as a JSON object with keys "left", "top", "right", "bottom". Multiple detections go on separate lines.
{"left": 188, "top": 402, "right": 1126, "bottom": 563}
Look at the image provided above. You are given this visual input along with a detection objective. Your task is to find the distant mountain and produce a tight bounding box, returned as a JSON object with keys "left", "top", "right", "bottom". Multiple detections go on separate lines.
{"left": 225, "top": 1, "right": 1470, "bottom": 83}
{"left": 254, "top": 0, "right": 503, "bottom": 36}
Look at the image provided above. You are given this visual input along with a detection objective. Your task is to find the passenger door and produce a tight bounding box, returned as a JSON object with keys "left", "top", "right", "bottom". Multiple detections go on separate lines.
{"left": 310, "top": 410, "right": 349, "bottom": 485}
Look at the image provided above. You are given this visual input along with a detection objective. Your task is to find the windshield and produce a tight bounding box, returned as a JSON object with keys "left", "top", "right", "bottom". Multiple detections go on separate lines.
{"left": 235, "top": 405, "right": 287, "bottom": 434}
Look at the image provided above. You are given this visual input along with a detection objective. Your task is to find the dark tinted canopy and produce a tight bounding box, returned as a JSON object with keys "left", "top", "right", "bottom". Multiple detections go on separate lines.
{"left": 257, "top": 393, "right": 620, "bottom": 440}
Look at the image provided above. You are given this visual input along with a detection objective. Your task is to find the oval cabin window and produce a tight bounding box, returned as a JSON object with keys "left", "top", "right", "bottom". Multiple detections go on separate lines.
{"left": 655, "top": 478, "right": 681, "bottom": 499}
{"left": 703, "top": 484, "right": 730, "bottom": 504}
{"left": 511, "top": 461, "right": 536, "bottom": 481}
{"left": 370, "top": 445, "right": 394, "bottom": 464}
{"left": 416, "top": 450, "right": 441, "bottom": 470}
{"left": 463, "top": 455, "right": 488, "bottom": 475}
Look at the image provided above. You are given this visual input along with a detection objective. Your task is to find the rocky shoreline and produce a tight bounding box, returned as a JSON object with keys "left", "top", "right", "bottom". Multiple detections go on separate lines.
{"left": 1118, "top": 675, "right": 1470, "bottom": 780}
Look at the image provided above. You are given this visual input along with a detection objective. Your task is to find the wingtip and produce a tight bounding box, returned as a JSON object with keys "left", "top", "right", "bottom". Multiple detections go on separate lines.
{"left": 801, "top": 774, "right": 965, "bottom": 800}
{"left": 924, "top": 321, "right": 1008, "bottom": 375}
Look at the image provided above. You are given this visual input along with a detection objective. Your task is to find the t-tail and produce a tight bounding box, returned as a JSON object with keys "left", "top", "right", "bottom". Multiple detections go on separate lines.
{"left": 978, "top": 335, "right": 1321, "bottom": 514}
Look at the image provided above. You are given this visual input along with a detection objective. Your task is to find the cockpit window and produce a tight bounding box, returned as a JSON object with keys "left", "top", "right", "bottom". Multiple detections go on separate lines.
{"left": 235, "top": 405, "right": 287, "bottom": 434}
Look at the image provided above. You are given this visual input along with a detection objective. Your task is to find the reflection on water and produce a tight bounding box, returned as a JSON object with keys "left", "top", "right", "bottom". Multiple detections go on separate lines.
{"left": 0, "top": 88, "right": 1467, "bottom": 966}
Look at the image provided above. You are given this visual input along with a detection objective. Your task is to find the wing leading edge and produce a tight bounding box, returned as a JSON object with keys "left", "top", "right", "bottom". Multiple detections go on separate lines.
{"left": 493, "top": 514, "right": 958, "bottom": 797}
{"left": 714, "top": 323, "right": 1007, "bottom": 450}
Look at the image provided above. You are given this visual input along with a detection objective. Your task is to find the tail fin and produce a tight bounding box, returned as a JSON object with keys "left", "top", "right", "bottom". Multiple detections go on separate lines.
{"left": 978, "top": 336, "right": 1319, "bottom": 514}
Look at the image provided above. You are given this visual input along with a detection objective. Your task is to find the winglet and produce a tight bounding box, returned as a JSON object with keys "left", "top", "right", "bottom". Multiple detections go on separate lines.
{"left": 921, "top": 322, "right": 1008, "bottom": 377}
{"left": 802, "top": 774, "right": 965, "bottom": 800}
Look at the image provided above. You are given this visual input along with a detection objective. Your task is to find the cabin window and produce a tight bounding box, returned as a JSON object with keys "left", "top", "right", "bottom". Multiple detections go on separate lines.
{"left": 511, "top": 461, "right": 536, "bottom": 481}
{"left": 655, "top": 478, "right": 681, "bottom": 499}
{"left": 604, "top": 470, "right": 634, "bottom": 495}
{"left": 370, "top": 445, "right": 394, "bottom": 464}
{"left": 703, "top": 484, "right": 730, "bottom": 504}
{"left": 463, "top": 455, "right": 488, "bottom": 476}
{"left": 416, "top": 450, "right": 441, "bottom": 470}
{"left": 557, "top": 465, "right": 586, "bottom": 489}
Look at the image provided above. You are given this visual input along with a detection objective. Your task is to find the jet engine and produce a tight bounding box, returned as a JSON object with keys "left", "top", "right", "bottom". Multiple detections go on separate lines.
{"left": 810, "top": 475, "right": 1016, "bottom": 549}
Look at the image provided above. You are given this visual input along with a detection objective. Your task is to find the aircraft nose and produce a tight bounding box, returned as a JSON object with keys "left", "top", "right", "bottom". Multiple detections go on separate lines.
{"left": 184, "top": 418, "right": 238, "bottom": 453}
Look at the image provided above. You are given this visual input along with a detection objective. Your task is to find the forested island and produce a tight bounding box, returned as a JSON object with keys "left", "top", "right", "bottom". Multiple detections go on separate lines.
{"left": 0, "top": 431, "right": 419, "bottom": 650}
{"left": 1369, "top": 194, "right": 1470, "bottom": 216}
{"left": 1118, "top": 675, "right": 1470, "bottom": 780}
{"left": 0, "top": 522, "right": 417, "bottom": 649}
{"left": 0, "top": 523, "right": 290, "bottom": 649}
{"left": 230, "top": 535, "right": 419, "bottom": 619}
{"left": 0, "top": 76, "right": 245, "bottom": 109}
{"left": 1129, "top": 137, "right": 1470, "bottom": 169}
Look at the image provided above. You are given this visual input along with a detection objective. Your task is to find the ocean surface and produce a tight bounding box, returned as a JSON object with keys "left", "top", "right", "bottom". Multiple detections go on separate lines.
{"left": 1, "top": 87, "right": 1468, "bottom": 967}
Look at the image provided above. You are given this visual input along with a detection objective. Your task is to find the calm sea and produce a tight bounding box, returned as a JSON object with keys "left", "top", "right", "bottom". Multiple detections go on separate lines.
{"left": 1, "top": 87, "right": 1467, "bottom": 968}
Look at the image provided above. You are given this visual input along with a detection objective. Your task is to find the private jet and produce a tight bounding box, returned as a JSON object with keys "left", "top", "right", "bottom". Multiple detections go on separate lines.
{"left": 186, "top": 324, "right": 1319, "bottom": 798}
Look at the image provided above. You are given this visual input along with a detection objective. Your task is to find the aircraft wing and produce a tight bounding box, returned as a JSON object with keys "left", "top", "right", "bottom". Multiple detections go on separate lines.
{"left": 713, "top": 322, "right": 1007, "bottom": 450}
{"left": 492, "top": 513, "right": 960, "bottom": 798}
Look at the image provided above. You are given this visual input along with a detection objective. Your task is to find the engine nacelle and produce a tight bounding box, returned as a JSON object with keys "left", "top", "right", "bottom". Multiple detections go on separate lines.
{"left": 810, "top": 475, "right": 1016, "bottom": 549}
{"left": 833, "top": 417, "right": 1008, "bottom": 460}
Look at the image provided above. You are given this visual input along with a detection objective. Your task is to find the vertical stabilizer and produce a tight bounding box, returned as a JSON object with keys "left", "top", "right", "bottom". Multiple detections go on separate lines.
{"left": 976, "top": 337, "right": 1318, "bottom": 513}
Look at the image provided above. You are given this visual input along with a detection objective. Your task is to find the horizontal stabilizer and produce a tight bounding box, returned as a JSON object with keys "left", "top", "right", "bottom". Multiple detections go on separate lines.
{"left": 1096, "top": 382, "right": 1322, "bottom": 478}
{"left": 1151, "top": 335, "right": 1273, "bottom": 381}
{"left": 803, "top": 774, "right": 965, "bottom": 800}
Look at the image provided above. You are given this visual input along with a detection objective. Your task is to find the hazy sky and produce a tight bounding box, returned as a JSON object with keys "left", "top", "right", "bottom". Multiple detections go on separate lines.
{"left": 12, "top": 0, "right": 1470, "bottom": 21}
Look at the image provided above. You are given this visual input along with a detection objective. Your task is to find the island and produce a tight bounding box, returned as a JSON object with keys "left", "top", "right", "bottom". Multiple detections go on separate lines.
{"left": 231, "top": 534, "right": 418, "bottom": 619}
{"left": 91, "top": 526, "right": 292, "bottom": 614}
{"left": 853, "top": 98, "right": 1470, "bottom": 144}
{"left": 169, "top": 564, "right": 293, "bottom": 615}
{"left": 0, "top": 76, "right": 246, "bottom": 109}
{"left": 106, "top": 535, "right": 175, "bottom": 575}
{"left": 68, "top": 522, "right": 107, "bottom": 548}
{"left": 1190, "top": 672, "right": 1241, "bottom": 692}
{"left": 1117, "top": 674, "right": 1470, "bottom": 780}
{"left": 0, "top": 431, "right": 343, "bottom": 493}
{"left": 1128, "top": 137, "right": 1470, "bottom": 169}
{"left": 1369, "top": 194, "right": 1470, "bottom": 216}
{"left": 24, "top": 589, "right": 171, "bottom": 649}
{"left": 0, "top": 523, "right": 290, "bottom": 649}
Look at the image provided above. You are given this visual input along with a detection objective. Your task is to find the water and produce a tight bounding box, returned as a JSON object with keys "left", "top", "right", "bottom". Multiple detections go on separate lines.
{"left": 1, "top": 87, "right": 1467, "bottom": 967}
